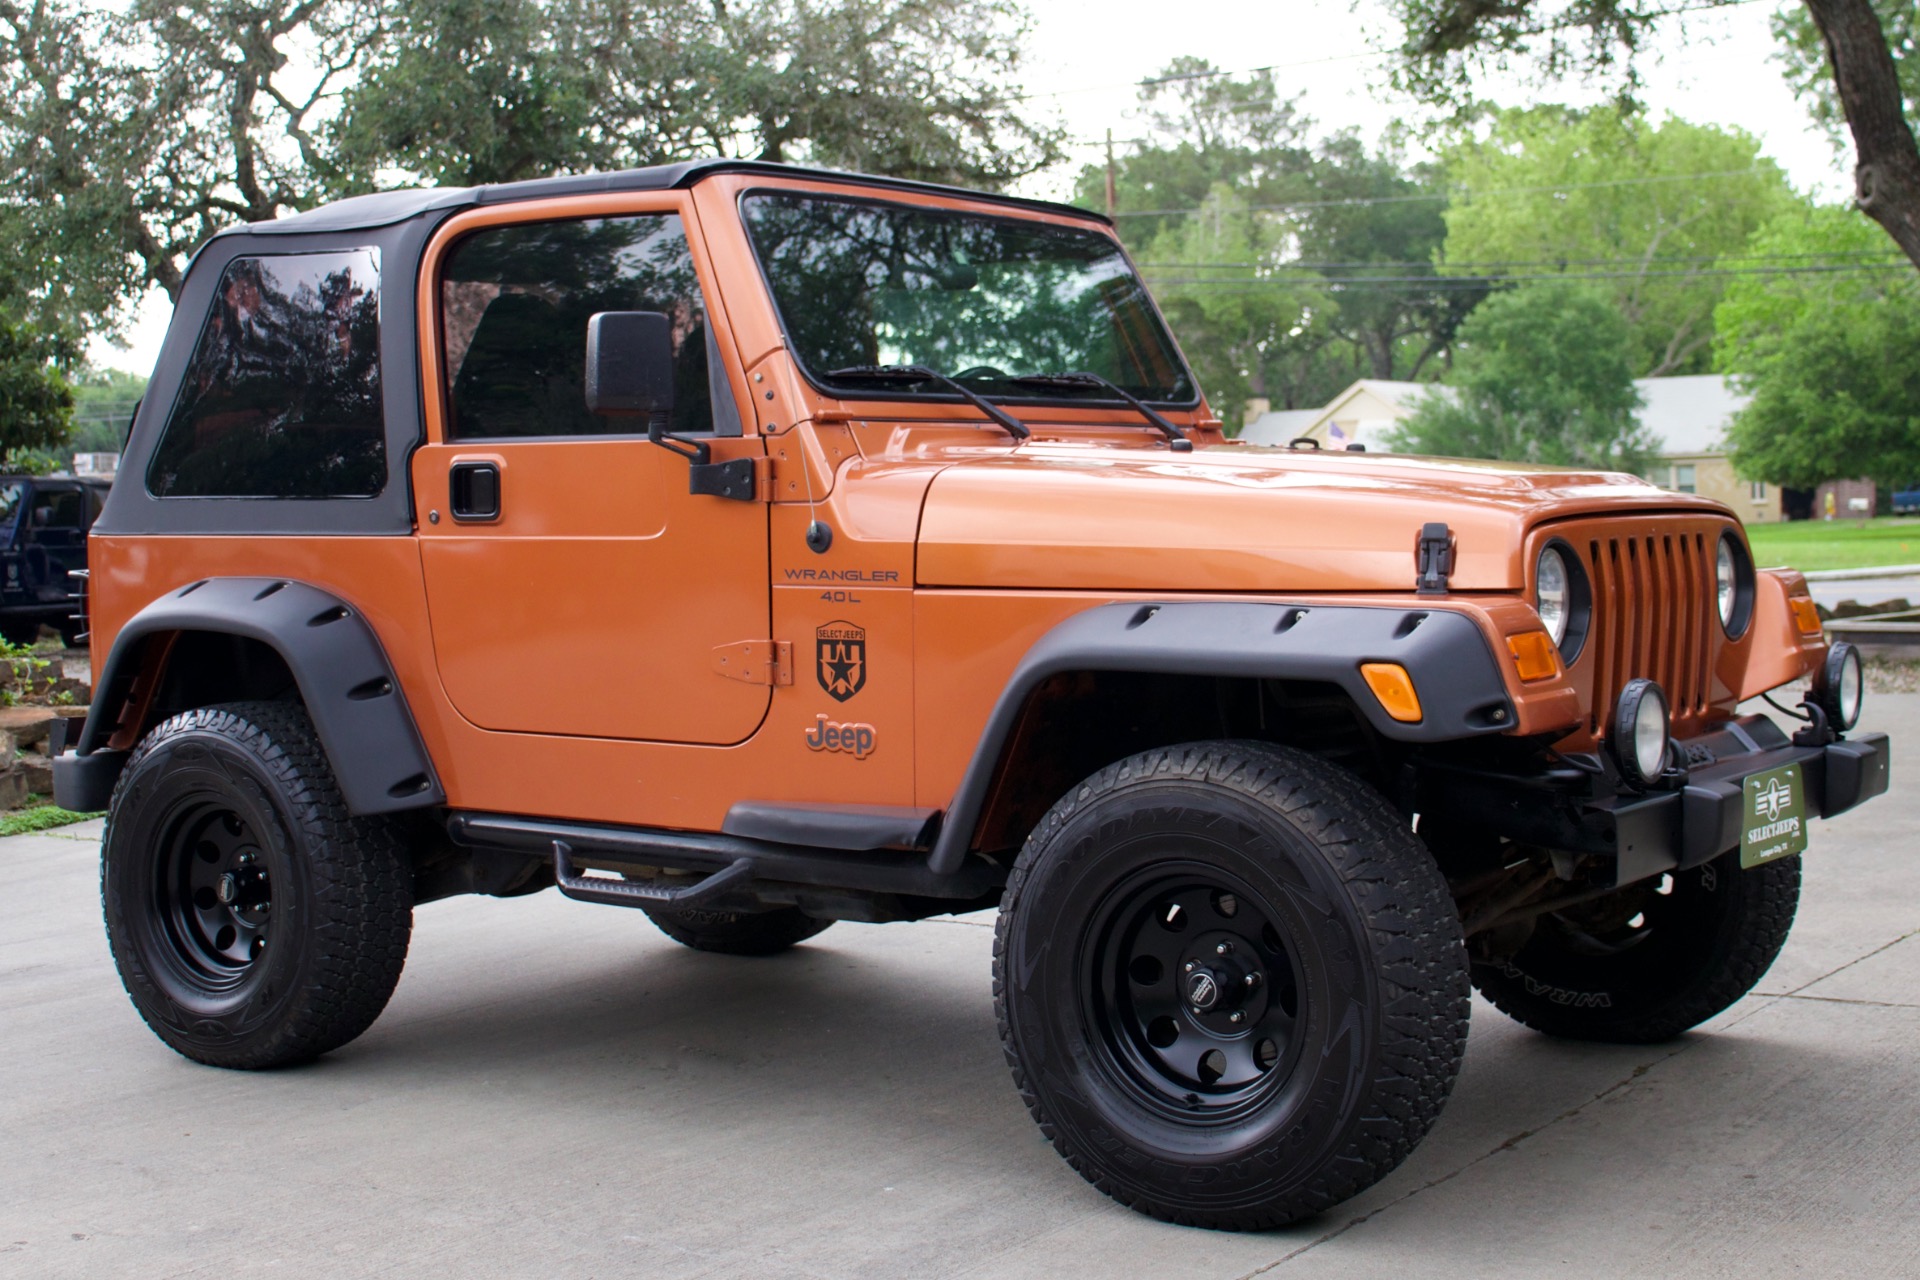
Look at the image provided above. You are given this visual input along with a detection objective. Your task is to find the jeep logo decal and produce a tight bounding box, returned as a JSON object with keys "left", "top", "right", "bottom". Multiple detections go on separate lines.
{"left": 816, "top": 620, "right": 866, "bottom": 702}
{"left": 804, "top": 714, "right": 876, "bottom": 759}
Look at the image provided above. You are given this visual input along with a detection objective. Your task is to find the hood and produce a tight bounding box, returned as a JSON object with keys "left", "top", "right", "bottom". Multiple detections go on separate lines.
{"left": 914, "top": 442, "right": 1726, "bottom": 593}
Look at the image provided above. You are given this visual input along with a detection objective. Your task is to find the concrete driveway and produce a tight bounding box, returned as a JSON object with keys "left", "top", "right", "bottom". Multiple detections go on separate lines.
{"left": 3, "top": 699, "right": 1915, "bottom": 1279}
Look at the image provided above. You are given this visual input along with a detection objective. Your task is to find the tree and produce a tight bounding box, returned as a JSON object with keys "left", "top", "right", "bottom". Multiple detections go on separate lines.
{"left": 1, "top": 0, "right": 1062, "bottom": 340}
{"left": 1716, "top": 206, "right": 1920, "bottom": 488}
{"left": 330, "top": 0, "right": 1066, "bottom": 190}
{"left": 1300, "top": 131, "right": 1488, "bottom": 382}
{"left": 71, "top": 367, "right": 148, "bottom": 453}
{"left": 0, "top": 310, "right": 75, "bottom": 461}
{"left": 1385, "top": 0, "right": 1920, "bottom": 277}
{"left": 1081, "top": 63, "right": 1479, "bottom": 422}
{"left": 1438, "top": 105, "right": 1796, "bottom": 377}
{"left": 1387, "top": 281, "right": 1654, "bottom": 471}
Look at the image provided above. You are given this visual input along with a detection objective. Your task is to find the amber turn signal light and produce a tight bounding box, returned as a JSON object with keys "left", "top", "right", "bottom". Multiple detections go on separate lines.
{"left": 1506, "top": 631, "right": 1562, "bottom": 682}
{"left": 1789, "top": 596, "right": 1823, "bottom": 636}
{"left": 1360, "top": 662, "right": 1423, "bottom": 723}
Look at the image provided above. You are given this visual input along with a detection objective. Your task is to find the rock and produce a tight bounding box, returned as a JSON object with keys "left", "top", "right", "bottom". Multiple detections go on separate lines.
{"left": 0, "top": 707, "right": 57, "bottom": 750}
{"left": 0, "top": 770, "right": 30, "bottom": 810}
{"left": 17, "top": 755, "right": 52, "bottom": 796}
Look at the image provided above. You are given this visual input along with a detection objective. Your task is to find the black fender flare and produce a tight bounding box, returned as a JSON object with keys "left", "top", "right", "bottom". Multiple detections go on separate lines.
{"left": 54, "top": 577, "right": 444, "bottom": 816}
{"left": 924, "top": 600, "right": 1516, "bottom": 875}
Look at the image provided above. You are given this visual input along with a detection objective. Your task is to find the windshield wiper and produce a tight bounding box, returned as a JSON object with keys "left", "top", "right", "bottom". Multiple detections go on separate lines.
{"left": 825, "top": 365, "right": 1031, "bottom": 440}
{"left": 1008, "top": 372, "right": 1192, "bottom": 452}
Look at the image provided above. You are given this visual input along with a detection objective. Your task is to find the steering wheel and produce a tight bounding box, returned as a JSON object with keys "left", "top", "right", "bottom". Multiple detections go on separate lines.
{"left": 950, "top": 364, "right": 1010, "bottom": 382}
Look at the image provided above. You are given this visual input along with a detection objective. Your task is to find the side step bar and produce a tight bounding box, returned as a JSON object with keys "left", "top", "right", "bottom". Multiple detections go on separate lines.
{"left": 551, "top": 840, "right": 754, "bottom": 909}
{"left": 447, "top": 812, "right": 1004, "bottom": 902}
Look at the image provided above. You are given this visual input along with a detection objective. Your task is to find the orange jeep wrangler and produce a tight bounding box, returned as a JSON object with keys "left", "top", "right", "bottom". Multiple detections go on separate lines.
{"left": 56, "top": 160, "right": 1890, "bottom": 1230}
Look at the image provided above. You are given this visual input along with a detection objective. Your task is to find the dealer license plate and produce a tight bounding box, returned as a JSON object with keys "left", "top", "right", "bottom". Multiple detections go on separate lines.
{"left": 1741, "top": 764, "right": 1809, "bottom": 869}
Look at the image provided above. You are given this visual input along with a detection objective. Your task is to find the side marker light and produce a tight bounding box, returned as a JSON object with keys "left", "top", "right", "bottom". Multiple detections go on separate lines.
{"left": 1789, "top": 596, "right": 1823, "bottom": 637}
{"left": 1360, "top": 662, "right": 1423, "bottom": 723}
{"left": 1506, "top": 631, "right": 1562, "bottom": 682}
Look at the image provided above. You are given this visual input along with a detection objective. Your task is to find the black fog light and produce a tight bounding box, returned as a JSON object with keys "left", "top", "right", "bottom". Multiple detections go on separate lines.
{"left": 1612, "top": 678, "right": 1671, "bottom": 787}
{"left": 1816, "top": 641, "right": 1865, "bottom": 730}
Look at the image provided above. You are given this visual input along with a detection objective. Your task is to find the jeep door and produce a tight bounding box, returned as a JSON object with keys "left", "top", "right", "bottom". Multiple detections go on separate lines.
{"left": 412, "top": 198, "right": 771, "bottom": 743}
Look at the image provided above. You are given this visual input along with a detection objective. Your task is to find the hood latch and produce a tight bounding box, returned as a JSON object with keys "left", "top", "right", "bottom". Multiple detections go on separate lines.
{"left": 1415, "top": 522, "right": 1455, "bottom": 596}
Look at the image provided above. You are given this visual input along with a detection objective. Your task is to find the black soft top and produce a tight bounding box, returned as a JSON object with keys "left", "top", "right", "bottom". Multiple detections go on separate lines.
{"left": 238, "top": 159, "right": 1110, "bottom": 237}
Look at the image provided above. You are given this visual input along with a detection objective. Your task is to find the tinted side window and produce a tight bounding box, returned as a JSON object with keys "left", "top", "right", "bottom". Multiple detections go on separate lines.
{"left": 35, "top": 489, "right": 85, "bottom": 529}
{"left": 148, "top": 251, "right": 385, "bottom": 498}
{"left": 441, "top": 215, "right": 719, "bottom": 440}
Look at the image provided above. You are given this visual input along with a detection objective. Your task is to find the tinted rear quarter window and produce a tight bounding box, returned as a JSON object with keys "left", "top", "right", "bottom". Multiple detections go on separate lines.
{"left": 147, "top": 250, "right": 385, "bottom": 498}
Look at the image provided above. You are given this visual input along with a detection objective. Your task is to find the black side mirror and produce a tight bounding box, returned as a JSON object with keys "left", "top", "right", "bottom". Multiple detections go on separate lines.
{"left": 585, "top": 311, "right": 676, "bottom": 416}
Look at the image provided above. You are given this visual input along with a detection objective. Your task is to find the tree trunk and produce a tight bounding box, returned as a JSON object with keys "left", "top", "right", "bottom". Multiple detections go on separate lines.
{"left": 1804, "top": 0, "right": 1920, "bottom": 271}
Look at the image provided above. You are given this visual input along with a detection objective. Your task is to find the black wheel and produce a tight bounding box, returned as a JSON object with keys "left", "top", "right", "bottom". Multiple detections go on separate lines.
{"left": 101, "top": 702, "right": 413, "bottom": 1069}
{"left": 642, "top": 903, "right": 833, "bottom": 956}
{"left": 59, "top": 620, "right": 85, "bottom": 649}
{"left": 1472, "top": 851, "right": 1798, "bottom": 1043}
{"left": 995, "top": 741, "right": 1469, "bottom": 1231}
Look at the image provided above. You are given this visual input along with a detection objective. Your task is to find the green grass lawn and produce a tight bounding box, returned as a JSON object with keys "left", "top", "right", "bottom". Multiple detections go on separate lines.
{"left": 0, "top": 802, "right": 102, "bottom": 838}
{"left": 1745, "top": 516, "right": 1920, "bottom": 573}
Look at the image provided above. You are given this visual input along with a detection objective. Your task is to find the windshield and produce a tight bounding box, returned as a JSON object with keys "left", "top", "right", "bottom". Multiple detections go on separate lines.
{"left": 741, "top": 192, "right": 1195, "bottom": 404}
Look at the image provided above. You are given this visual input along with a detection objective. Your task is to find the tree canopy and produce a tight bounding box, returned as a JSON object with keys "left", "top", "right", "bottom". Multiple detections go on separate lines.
{"left": 0, "top": 0, "right": 1063, "bottom": 341}
{"left": 1081, "top": 63, "right": 1481, "bottom": 424}
{"left": 1383, "top": 0, "right": 1920, "bottom": 277}
{"left": 1717, "top": 206, "right": 1920, "bottom": 488}
{"left": 0, "top": 310, "right": 75, "bottom": 461}
{"left": 1438, "top": 105, "right": 1796, "bottom": 377}
{"left": 1386, "top": 281, "right": 1653, "bottom": 471}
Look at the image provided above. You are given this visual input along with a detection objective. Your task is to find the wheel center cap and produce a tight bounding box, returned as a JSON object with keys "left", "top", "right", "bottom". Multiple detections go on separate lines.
{"left": 215, "top": 872, "right": 239, "bottom": 905}
{"left": 1186, "top": 969, "right": 1223, "bottom": 1011}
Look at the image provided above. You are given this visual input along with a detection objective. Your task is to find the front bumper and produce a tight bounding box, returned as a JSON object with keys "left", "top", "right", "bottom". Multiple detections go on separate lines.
{"left": 1423, "top": 714, "right": 1891, "bottom": 886}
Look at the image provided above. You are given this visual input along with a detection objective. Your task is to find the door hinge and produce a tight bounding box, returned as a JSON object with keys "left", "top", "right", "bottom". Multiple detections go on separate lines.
{"left": 712, "top": 639, "right": 793, "bottom": 686}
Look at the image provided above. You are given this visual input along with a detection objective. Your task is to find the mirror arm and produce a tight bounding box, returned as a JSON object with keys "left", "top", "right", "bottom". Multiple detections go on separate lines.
{"left": 646, "top": 418, "right": 712, "bottom": 466}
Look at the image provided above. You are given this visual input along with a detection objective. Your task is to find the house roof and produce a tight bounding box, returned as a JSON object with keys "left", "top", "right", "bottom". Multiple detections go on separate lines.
{"left": 1636, "top": 374, "right": 1750, "bottom": 456}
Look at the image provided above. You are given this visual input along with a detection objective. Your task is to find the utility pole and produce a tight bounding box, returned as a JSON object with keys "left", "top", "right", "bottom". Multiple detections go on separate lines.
{"left": 1104, "top": 128, "right": 1117, "bottom": 219}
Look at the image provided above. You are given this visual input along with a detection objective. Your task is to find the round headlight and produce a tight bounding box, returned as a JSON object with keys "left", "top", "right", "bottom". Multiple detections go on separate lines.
{"left": 1613, "top": 678, "right": 1671, "bottom": 787}
{"left": 1716, "top": 532, "right": 1755, "bottom": 637}
{"left": 1535, "top": 546, "right": 1570, "bottom": 646}
{"left": 1819, "top": 641, "right": 1865, "bottom": 730}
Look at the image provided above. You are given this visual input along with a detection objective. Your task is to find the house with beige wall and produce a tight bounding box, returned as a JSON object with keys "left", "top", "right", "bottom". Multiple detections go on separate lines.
{"left": 1241, "top": 374, "right": 1784, "bottom": 523}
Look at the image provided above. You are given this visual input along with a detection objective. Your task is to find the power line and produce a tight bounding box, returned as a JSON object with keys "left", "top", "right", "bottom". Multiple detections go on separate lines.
{"left": 1138, "top": 249, "right": 1908, "bottom": 272}
{"left": 1111, "top": 167, "right": 1774, "bottom": 218}
{"left": 1139, "top": 261, "right": 1915, "bottom": 290}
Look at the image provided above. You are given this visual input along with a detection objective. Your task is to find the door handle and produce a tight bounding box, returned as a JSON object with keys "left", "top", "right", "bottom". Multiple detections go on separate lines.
{"left": 449, "top": 461, "right": 501, "bottom": 521}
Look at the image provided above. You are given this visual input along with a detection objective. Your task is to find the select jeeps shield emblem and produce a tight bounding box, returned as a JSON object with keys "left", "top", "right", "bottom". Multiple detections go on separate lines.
{"left": 816, "top": 620, "right": 866, "bottom": 702}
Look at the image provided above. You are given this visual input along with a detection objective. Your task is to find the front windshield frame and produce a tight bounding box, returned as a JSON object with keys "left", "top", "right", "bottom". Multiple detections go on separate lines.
{"left": 737, "top": 187, "right": 1202, "bottom": 412}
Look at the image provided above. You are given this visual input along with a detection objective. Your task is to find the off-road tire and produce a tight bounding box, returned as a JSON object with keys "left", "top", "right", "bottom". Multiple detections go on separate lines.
{"left": 102, "top": 701, "right": 413, "bottom": 1069}
{"left": 994, "top": 741, "right": 1470, "bottom": 1231}
{"left": 642, "top": 904, "right": 833, "bottom": 956}
{"left": 1473, "top": 850, "right": 1799, "bottom": 1043}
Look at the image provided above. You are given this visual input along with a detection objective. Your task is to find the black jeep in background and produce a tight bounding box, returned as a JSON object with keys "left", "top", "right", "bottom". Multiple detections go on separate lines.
{"left": 0, "top": 475, "right": 107, "bottom": 647}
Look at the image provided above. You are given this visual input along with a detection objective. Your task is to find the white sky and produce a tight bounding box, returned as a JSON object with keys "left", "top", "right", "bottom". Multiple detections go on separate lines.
{"left": 89, "top": 0, "right": 1852, "bottom": 376}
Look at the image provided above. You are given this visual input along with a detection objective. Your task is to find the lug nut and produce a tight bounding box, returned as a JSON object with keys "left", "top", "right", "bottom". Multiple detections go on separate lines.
{"left": 1216, "top": 941, "right": 1233, "bottom": 956}
{"left": 1228, "top": 1011, "right": 1245, "bottom": 1024}
{"left": 1244, "top": 972, "right": 1261, "bottom": 989}
{"left": 1183, "top": 961, "right": 1197, "bottom": 973}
